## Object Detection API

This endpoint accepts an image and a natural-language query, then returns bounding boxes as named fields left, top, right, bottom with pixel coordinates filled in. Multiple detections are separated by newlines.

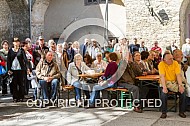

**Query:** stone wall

left=0, top=0, right=30, bottom=43
left=0, top=0, right=189, bottom=49
left=125, top=0, right=183, bottom=51
left=6, top=0, right=30, bottom=41
left=31, top=0, right=51, bottom=42
left=0, top=0, right=12, bottom=42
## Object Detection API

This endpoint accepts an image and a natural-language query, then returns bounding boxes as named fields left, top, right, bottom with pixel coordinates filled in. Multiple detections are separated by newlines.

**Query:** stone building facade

left=0, top=0, right=189, bottom=51
left=0, top=0, right=30, bottom=42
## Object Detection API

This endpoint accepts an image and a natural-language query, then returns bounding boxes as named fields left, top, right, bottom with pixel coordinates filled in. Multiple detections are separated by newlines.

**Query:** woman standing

left=7, top=38, right=29, bottom=102
left=62, top=42, right=69, bottom=69
left=0, top=40, right=9, bottom=95
left=56, top=44, right=67, bottom=87
left=21, top=41, right=33, bottom=98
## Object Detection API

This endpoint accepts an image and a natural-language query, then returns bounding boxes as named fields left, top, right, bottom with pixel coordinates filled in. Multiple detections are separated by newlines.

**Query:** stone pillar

left=31, top=0, right=51, bottom=43
left=6, top=0, right=30, bottom=41
left=0, top=0, right=12, bottom=43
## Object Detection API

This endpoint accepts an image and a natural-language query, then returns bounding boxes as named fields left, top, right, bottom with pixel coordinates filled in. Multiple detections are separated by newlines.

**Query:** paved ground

left=0, top=90, right=190, bottom=126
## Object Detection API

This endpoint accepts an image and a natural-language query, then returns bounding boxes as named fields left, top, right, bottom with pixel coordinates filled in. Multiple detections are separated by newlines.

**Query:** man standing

left=166, top=40, right=178, bottom=54
left=139, top=40, right=148, bottom=53
left=36, top=51, right=61, bottom=100
left=129, top=38, right=140, bottom=54
left=151, top=41, right=162, bottom=61
left=80, top=38, right=89, bottom=58
left=67, top=42, right=75, bottom=64
left=88, top=39, right=101, bottom=60
left=182, top=38, right=190, bottom=63
left=33, top=36, right=49, bottom=67
left=151, top=41, right=162, bottom=53
left=159, top=53, right=186, bottom=118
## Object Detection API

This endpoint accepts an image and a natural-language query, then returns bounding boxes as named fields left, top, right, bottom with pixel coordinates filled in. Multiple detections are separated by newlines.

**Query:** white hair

left=74, top=53, right=83, bottom=62
left=48, top=39, right=55, bottom=47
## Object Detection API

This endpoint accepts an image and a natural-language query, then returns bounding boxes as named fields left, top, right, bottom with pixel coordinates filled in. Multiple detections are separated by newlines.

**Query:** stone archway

left=31, top=0, right=51, bottom=41
left=6, top=0, right=30, bottom=41
left=179, top=0, right=190, bottom=46
left=61, top=18, right=125, bottom=42
left=0, top=0, right=12, bottom=42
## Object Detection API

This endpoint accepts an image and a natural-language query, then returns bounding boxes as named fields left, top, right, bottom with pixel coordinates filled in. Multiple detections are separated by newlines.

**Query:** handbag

left=166, top=81, right=183, bottom=92
left=0, top=66, right=6, bottom=75
left=98, top=77, right=114, bottom=87
left=98, top=80, right=107, bottom=86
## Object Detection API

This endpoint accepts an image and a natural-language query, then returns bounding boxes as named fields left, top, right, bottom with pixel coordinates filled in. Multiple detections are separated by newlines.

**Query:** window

left=85, top=0, right=111, bottom=5
left=100, top=0, right=111, bottom=3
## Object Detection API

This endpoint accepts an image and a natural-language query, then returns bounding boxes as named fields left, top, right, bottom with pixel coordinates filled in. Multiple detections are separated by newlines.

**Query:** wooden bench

left=62, top=85, right=75, bottom=105
left=106, top=87, right=132, bottom=108
left=167, top=91, right=177, bottom=112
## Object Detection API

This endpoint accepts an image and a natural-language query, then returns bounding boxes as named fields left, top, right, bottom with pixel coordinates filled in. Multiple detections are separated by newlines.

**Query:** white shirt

left=11, top=48, right=21, bottom=70
left=11, top=57, right=21, bottom=70
left=25, top=51, right=33, bottom=60
left=91, top=60, right=107, bottom=70
left=182, top=43, right=190, bottom=62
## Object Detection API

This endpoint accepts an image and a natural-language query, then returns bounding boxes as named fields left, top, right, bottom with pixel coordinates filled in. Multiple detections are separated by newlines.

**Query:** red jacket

left=0, top=56, right=6, bottom=66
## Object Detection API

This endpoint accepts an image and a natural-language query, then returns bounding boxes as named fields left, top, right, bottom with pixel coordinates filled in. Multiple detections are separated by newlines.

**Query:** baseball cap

left=38, top=36, right=44, bottom=40
left=13, top=37, right=20, bottom=42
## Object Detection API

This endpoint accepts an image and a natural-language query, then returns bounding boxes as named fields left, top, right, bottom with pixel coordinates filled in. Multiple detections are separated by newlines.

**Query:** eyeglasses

left=135, top=54, right=141, bottom=57
left=75, top=58, right=82, bottom=61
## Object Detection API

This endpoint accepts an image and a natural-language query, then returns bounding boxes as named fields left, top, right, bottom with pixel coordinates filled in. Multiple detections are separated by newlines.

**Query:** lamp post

left=144, top=0, right=151, bottom=6
left=104, top=0, right=109, bottom=50
left=29, top=0, right=32, bottom=39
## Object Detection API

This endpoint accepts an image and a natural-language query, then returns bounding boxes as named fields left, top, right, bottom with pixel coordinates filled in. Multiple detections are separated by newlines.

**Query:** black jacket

left=33, top=45, right=49, bottom=66
left=7, top=48, right=29, bottom=71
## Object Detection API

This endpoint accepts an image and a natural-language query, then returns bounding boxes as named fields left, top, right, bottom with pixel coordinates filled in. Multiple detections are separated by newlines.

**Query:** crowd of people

left=0, top=36, right=190, bottom=119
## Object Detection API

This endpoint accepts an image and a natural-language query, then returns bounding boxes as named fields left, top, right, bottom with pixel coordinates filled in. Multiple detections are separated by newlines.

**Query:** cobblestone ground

left=0, top=89, right=190, bottom=126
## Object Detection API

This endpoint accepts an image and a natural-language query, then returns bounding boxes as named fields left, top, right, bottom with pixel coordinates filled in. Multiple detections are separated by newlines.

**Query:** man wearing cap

left=87, top=39, right=101, bottom=60
left=67, top=42, right=75, bottom=63
left=33, top=36, right=49, bottom=67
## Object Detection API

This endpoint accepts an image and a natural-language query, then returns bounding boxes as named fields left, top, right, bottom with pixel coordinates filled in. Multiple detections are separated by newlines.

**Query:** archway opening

left=180, top=0, right=190, bottom=46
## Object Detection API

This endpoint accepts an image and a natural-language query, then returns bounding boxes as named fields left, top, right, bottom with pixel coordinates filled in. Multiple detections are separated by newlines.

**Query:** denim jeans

left=160, top=88, right=186, bottom=113
left=33, top=88, right=37, bottom=100
left=73, top=81, right=90, bottom=100
left=90, top=83, right=116, bottom=105
left=39, top=79, right=59, bottom=100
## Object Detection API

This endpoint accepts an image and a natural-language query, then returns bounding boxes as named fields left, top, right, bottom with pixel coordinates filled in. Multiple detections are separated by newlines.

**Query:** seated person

left=147, top=50, right=158, bottom=73
left=132, top=51, right=150, bottom=99
left=67, top=54, right=91, bottom=107
left=36, top=51, right=61, bottom=100
left=91, top=52, right=107, bottom=72
left=83, top=53, right=93, bottom=68
left=153, top=50, right=161, bottom=69
left=89, top=52, right=118, bottom=107
left=117, top=53, right=144, bottom=113
left=132, top=51, right=147, bottom=75
left=103, top=51, right=110, bottom=63
left=141, top=51, right=157, bottom=74
left=159, top=53, right=186, bottom=119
